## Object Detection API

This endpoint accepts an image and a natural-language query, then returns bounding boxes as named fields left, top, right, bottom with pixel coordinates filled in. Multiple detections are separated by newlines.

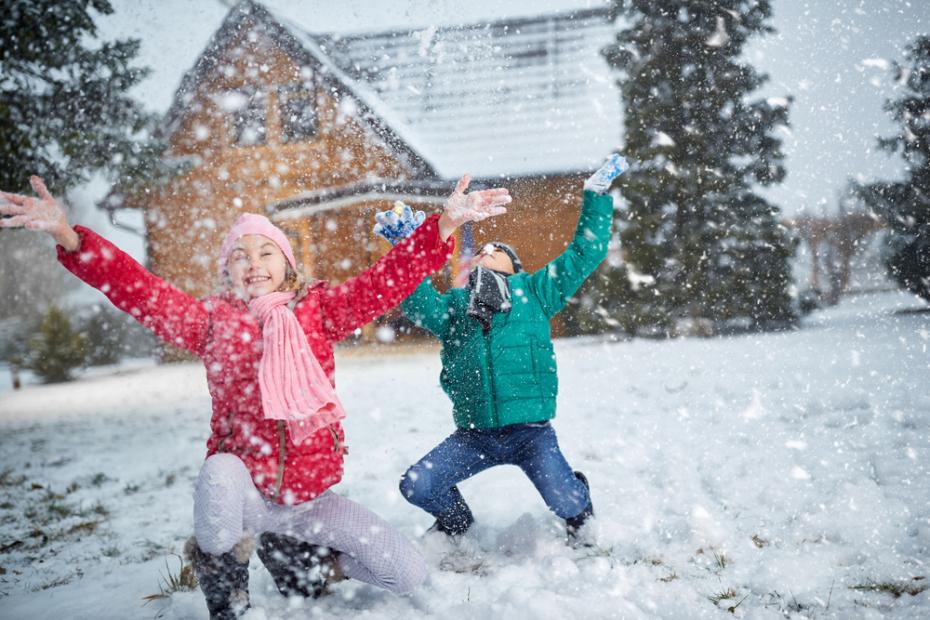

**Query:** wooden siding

left=137, top=22, right=414, bottom=299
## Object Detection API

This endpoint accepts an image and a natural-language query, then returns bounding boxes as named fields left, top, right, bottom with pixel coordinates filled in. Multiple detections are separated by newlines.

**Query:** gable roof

left=315, top=8, right=622, bottom=178
left=169, top=2, right=621, bottom=179
left=161, top=0, right=438, bottom=178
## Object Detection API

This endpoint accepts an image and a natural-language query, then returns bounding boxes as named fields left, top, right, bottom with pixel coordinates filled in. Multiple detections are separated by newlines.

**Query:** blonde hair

left=279, top=265, right=305, bottom=295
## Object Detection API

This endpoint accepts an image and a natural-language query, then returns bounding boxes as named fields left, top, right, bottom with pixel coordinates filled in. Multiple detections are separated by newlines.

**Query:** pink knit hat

left=219, top=213, right=298, bottom=274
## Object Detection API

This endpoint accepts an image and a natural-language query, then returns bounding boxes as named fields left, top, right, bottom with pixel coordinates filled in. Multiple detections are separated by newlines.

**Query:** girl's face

left=226, top=234, right=289, bottom=299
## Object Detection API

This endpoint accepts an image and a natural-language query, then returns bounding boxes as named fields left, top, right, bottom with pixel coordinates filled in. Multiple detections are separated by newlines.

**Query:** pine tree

left=602, top=0, right=796, bottom=334
left=27, top=305, right=87, bottom=383
left=0, top=0, right=173, bottom=321
left=78, top=305, right=157, bottom=366
left=0, top=0, right=168, bottom=194
left=858, top=36, right=930, bottom=302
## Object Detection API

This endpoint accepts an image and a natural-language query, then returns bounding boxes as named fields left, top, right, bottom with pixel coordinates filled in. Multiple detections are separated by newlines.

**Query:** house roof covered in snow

left=160, top=1, right=438, bottom=178
left=313, top=8, right=623, bottom=178
left=163, top=1, right=622, bottom=182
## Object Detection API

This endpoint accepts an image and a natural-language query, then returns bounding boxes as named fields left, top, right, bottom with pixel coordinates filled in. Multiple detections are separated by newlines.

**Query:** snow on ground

left=0, top=290, right=928, bottom=619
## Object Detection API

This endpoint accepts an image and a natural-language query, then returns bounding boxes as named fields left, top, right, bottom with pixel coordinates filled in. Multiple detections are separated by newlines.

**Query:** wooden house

left=102, top=0, right=622, bottom=339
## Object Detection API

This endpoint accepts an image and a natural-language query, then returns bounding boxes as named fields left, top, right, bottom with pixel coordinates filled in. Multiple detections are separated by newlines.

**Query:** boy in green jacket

left=378, top=154, right=628, bottom=543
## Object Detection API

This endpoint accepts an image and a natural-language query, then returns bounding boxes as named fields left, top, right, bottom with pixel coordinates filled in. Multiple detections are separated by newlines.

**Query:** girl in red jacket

left=0, top=174, right=510, bottom=619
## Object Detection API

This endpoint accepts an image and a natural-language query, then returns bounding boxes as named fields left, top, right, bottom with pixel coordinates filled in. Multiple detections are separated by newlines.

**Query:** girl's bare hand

left=0, top=176, right=79, bottom=251
left=438, top=174, right=511, bottom=241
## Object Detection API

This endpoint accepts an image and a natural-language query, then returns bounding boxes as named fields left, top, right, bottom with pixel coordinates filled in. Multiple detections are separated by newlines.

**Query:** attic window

left=226, top=89, right=266, bottom=147
left=279, top=86, right=316, bottom=144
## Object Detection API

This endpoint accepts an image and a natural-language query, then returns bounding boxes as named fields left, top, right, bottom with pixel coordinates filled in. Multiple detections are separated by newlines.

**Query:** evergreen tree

left=562, top=253, right=638, bottom=337
left=858, top=36, right=930, bottom=302
left=602, top=0, right=796, bottom=333
left=27, top=305, right=87, bottom=383
left=0, top=0, right=173, bottom=321
left=0, top=0, right=167, bottom=194
left=78, top=305, right=158, bottom=366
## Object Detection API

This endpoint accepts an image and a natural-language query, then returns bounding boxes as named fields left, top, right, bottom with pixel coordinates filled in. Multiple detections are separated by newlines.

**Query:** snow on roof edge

left=269, top=11, right=448, bottom=177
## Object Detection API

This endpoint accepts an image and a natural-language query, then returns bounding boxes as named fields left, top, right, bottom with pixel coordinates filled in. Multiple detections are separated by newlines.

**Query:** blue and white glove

left=373, top=201, right=427, bottom=245
left=584, top=153, right=630, bottom=195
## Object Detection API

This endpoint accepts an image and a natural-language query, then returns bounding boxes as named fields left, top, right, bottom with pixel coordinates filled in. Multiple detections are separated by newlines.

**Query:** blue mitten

left=373, top=201, right=427, bottom=245
left=584, top=153, right=630, bottom=195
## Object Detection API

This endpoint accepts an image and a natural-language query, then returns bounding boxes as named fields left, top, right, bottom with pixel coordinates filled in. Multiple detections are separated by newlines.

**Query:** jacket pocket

left=534, top=340, right=557, bottom=373
left=493, top=342, right=535, bottom=375
left=496, top=340, right=557, bottom=401
left=535, top=340, right=558, bottom=398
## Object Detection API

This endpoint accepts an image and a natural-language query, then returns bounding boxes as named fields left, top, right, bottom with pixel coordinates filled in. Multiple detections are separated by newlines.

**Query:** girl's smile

left=227, top=234, right=289, bottom=298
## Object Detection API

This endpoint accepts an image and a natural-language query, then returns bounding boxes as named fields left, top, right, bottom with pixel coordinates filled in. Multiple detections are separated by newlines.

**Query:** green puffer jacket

left=402, top=190, right=613, bottom=429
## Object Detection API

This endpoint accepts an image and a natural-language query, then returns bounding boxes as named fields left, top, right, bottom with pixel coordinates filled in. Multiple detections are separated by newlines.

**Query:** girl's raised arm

left=314, top=175, right=510, bottom=342
left=1, top=176, right=211, bottom=357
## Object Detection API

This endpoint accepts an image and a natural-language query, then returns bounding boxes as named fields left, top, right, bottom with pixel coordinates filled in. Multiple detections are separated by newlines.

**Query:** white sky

left=95, top=0, right=927, bottom=217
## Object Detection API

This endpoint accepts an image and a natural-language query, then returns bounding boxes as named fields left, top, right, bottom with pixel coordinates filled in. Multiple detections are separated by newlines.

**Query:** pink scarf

left=248, top=291, right=345, bottom=446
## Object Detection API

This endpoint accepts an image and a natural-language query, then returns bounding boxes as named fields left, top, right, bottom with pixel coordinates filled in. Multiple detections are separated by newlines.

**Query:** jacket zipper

left=484, top=329, right=499, bottom=427
left=216, top=410, right=237, bottom=452
left=329, top=425, right=341, bottom=453
left=272, top=421, right=286, bottom=500
left=250, top=422, right=340, bottom=502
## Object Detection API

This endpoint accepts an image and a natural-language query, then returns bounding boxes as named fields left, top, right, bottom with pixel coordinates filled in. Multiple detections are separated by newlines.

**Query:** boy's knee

left=399, top=466, right=431, bottom=506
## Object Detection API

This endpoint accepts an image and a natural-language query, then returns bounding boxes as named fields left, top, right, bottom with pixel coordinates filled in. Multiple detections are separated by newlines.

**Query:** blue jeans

left=399, top=422, right=590, bottom=522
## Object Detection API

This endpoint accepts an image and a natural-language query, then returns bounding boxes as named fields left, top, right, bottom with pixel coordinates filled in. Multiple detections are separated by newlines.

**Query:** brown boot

left=184, top=535, right=253, bottom=620
left=257, top=532, right=346, bottom=598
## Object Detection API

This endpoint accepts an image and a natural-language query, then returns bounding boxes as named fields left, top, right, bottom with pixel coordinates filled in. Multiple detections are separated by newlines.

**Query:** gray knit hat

left=490, top=242, right=523, bottom=273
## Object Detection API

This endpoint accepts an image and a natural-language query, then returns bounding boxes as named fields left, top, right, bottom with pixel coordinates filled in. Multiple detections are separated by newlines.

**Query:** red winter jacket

left=58, top=215, right=453, bottom=505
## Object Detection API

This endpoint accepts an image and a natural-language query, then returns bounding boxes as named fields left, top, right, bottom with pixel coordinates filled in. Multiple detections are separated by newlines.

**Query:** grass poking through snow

left=142, top=555, right=198, bottom=604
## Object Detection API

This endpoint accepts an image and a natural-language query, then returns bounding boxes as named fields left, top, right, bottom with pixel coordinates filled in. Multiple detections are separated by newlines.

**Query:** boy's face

left=226, top=234, right=289, bottom=299
left=475, top=243, right=515, bottom=274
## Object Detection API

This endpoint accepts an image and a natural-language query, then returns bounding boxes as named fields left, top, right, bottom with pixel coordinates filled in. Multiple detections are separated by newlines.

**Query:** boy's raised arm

left=528, top=154, right=629, bottom=318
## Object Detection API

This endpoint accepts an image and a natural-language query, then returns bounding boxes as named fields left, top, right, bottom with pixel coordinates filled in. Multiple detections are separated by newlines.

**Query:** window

left=279, top=86, right=317, bottom=144
left=226, top=89, right=266, bottom=147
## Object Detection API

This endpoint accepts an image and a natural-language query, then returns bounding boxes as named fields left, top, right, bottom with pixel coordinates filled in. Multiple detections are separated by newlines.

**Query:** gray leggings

left=193, top=453, right=427, bottom=594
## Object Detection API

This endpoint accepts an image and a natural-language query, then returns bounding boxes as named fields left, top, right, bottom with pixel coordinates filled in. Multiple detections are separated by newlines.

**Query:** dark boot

left=565, top=471, right=594, bottom=543
left=428, top=487, right=474, bottom=537
left=257, top=532, right=345, bottom=599
left=184, top=535, right=253, bottom=620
